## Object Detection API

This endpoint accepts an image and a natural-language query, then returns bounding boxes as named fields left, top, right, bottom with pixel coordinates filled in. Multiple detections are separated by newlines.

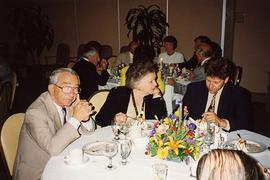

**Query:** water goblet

left=204, top=122, right=215, bottom=151
left=119, top=122, right=130, bottom=139
left=104, top=142, right=118, bottom=170
left=119, top=139, right=132, bottom=165
left=111, top=123, right=120, bottom=141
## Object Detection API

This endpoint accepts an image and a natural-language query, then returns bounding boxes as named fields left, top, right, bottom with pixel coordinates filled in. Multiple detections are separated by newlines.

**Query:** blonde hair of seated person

left=196, top=149, right=264, bottom=180
left=120, top=66, right=164, bottom=93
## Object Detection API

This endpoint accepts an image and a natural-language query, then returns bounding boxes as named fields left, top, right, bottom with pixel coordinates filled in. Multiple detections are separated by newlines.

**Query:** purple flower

left=170, top=114, right=177, bottom=121
left=187, top=123, right=197, bottom=131
left=150, top=129, right=156, bottom=136
left=163, top=137, right=168, bottom=142
left=186, top=139, right=195, bottom=144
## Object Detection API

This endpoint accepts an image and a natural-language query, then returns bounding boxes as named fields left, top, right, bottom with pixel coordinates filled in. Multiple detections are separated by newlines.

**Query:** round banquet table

left=42, top=127, right=270, bottom=180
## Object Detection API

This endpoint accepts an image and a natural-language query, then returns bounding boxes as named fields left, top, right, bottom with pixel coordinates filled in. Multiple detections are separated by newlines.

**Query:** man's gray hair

left=83, top=47, right=98, bottom=58
left=49, top=68, right=80, bottom=84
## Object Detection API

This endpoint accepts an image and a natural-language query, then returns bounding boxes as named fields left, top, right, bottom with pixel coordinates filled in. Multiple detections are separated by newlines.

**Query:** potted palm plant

left=125, top=4, right=169, bottom=56
left=8, top=3, right=54, bottom=65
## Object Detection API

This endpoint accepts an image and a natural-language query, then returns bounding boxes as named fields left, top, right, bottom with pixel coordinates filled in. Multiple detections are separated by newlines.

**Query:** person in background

left=13, top=68, right=95, bottom=180
left=158, top=35, right=185, bottom=65
left=182, top=35, right=211, bottom=70
left=191, top=42, right=213, bottom=82
left=183, top=58, right=251, bottom=131
left=96, top=60, right=167, bottom=127
left=72, top=45, right=110, bottom=99
left=196, top=149, right=265, bottom=180
left=210, top=41, right=223, bottom=59
left=115, top=39, right=139, bottom=66
left=119, top=45, right=165, bottom=93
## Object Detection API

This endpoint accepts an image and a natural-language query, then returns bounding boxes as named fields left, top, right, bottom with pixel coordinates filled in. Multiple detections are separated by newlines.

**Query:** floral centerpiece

left=145, top=113, right=204, bottom=163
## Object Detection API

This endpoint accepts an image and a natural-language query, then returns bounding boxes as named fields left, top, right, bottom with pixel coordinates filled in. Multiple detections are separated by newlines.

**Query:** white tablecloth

left=42, top=128, right=270, bottom=180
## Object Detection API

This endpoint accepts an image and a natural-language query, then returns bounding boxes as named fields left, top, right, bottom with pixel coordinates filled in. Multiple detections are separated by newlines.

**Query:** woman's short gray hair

left=49, top=68, right=80, bottom=85
left=126, top=61, right=158, bottom=89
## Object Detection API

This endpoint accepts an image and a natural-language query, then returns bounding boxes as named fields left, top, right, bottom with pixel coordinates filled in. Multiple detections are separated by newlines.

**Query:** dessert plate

left=225, top=139, right=266, bottom=153
left=83, top=141, right=111, bottom=156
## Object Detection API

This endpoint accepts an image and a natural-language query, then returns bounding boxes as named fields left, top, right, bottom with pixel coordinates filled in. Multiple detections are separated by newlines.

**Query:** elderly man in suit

left=72, top=46, right=110, bottom=99
left=191, top=42, right=213, bottom=82
left=183, top=59, right=251, bottom=131
left=13, top=68, right=95, bottom=180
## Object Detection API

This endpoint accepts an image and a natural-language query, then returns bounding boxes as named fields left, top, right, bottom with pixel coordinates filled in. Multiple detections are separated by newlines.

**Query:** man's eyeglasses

left=53, top=84, right=81, bottom=94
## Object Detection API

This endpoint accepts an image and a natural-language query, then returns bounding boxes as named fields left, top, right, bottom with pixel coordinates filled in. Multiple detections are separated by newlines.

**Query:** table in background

left=42, top=128, right=270, bottom=180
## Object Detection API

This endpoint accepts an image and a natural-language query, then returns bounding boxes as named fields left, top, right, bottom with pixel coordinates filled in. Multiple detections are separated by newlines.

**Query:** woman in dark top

left=96, top=60, right=167, bottom=127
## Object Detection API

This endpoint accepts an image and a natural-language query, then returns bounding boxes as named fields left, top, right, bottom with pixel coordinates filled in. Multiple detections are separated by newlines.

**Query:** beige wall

left=234, top=0, right=270, bottom=93
left=1, top=0, right=269, bottom=93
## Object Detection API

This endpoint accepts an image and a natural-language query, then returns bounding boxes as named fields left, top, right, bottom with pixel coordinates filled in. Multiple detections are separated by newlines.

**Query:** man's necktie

left=62, top=108, right=67, bottom=125
left=207, top=93, right=216, bottom=113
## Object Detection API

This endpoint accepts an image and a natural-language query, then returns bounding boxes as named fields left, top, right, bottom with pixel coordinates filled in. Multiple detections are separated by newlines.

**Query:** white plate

left=225, top=139, right=267, bottom=153
left=64, top=156, right=89, bottom=166
left=83, top=141, right=111, bottom=156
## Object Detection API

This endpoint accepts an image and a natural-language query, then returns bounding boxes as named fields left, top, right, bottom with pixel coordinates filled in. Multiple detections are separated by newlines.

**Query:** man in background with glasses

left=13, top=68, right=95, bottom=180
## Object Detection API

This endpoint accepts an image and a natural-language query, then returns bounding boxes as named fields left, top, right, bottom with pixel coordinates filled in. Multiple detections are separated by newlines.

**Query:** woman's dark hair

left=205, top=58, right=235, bottom=80
left=163, top=35, right=178, bottom=49
left=126, top=60, right=158, bottom=89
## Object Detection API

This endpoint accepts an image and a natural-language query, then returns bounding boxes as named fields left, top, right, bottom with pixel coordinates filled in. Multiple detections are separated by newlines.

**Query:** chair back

left=88, top=90, right=109, bottom=121
left=0, top=82, right=12, bottom=123
left=107, top=56, right=117, bottom=69
left=233, top=66, right=243, bottom=86
left=0, top=113, right=25, bottom=176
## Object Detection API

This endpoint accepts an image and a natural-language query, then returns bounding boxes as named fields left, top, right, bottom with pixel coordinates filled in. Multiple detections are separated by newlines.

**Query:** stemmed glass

left=119, top=122, right=131, bottom=139
left=204, top=121, right=215, bottom=151
left=111, top=123, right=120, bottom=141
left=104, top=142, right=118, bottom=170
left=120, top=139, right=132, bottom=165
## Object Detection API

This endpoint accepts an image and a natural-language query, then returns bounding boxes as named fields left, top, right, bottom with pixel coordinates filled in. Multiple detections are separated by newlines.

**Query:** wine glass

left=119, top=122, right=130, bottom=139
left=111, top=123, right=120, bottom=141
left=120, top=139, right=132, bottom=165
left=204, top=122, right=215, bottom=151
left=104, top=142, right=118, bottom=170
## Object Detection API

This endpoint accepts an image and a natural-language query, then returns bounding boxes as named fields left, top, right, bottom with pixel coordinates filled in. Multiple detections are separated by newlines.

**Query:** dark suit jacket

left=96, top=86, right=167, bottom=127
left=183, top=81, right=252, bottom=131
left=72, top=58, right=110, bottom=99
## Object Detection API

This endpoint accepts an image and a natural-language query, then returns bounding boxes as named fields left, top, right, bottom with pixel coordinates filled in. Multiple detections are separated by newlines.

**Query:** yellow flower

left=157, top=147, right=169, bottom=159
left=163, top=117, right=173, bottom=126
left=155, top=139, right=163, bottom=148
left=165, top=136, right=185, bottom=155
left=194, top=146, right=200, bottom=159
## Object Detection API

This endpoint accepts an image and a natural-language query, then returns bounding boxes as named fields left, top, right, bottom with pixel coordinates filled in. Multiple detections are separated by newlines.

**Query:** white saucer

left=64, top=156, right=89, bottom=166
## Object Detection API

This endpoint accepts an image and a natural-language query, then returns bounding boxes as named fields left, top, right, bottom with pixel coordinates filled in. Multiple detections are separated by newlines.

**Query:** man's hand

left=113, top=112, right=127, bottom=124
left=97, top=59, right=108, bottom=71
left=71, top=95, right=96, bottom=122
left=202, top=112, right=227, bottom=128
left=167, top=77, right=175, bottom=86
